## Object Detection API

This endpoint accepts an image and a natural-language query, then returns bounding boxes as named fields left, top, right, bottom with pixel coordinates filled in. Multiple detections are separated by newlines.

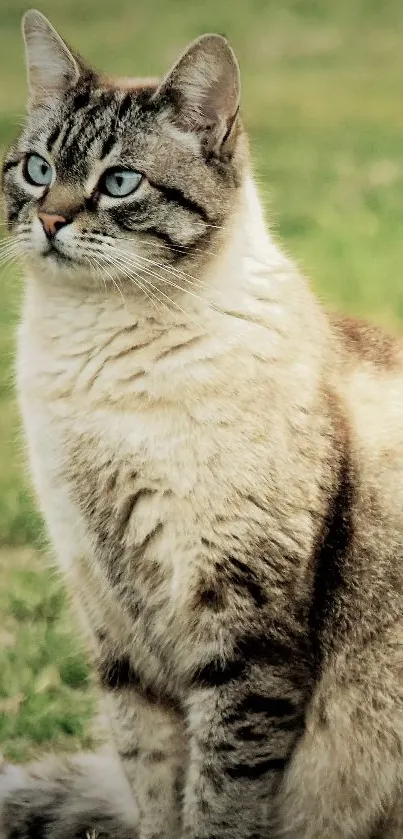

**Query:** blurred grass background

left=1, top=0, right=403, bottom=759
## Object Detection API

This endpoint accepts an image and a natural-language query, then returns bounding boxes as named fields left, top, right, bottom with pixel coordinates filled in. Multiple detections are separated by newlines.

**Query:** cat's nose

left=38, top=212, right=69, bottom=239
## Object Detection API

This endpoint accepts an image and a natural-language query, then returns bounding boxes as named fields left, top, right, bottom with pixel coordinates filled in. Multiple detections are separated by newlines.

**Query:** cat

left=1, top=8, right=403, bottom=839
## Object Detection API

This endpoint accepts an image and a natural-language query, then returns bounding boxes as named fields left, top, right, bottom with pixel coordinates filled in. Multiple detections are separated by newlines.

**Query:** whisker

left=113, top=250, right=227, bottom=318
left=102, top=250, right=182, bottom=319
left=127, top=274, right=170, bottom=317
left=149, top=240, right=223, bottom=260
left=133, top=274, right=206, bottom=331
left=101, top=252, right=171, bottom=317
left=0, top=244, right=25, bottom=268
left=85, top=253, right=108, bottom=295
left=103, top=264, right=127, bottom=307
left=127, top=252, right=209, bottom=294
left=101, top=246, right=202, bottom=295
left=105, top=243, right=228, bottom=315
left=82, top=230, right=223, bottom=265
left=96, top=247, right=213, bottom=329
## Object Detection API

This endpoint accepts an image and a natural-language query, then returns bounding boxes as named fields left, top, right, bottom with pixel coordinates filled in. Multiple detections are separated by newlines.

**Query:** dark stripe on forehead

left=100, top=93, right=134, bottom=158
left=117, top=92, right=133, bottom=122
left=100, top=133, right=118, bottom=160
left=56, top=114, right=78, bottom=155
left=58, top=96, right=114, bottom=161
left=59, top=122, right=111, bottom=171
left=68, top=103, right=100, bottom=141
left=149, top=177, right=215, bottom=225
left=46, top=125, right=61, bottom=152
left=79, top=127, right=104, bottom=158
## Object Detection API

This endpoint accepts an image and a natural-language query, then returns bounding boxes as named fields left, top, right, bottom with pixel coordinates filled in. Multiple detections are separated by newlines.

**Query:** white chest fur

left=17, top=252, right=323, bottom=694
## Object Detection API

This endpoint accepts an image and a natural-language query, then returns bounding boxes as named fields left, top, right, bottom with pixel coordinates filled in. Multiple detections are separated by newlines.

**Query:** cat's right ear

left=22, top=10, right=82, bottom=109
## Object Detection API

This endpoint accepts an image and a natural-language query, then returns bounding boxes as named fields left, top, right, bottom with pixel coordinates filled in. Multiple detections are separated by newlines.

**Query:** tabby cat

left=1, top=9, right=403, bottom=839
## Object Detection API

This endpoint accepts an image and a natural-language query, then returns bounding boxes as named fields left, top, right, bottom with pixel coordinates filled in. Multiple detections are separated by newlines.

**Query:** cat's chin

left=25, top=250, right=101, bottom=289
left=44, top=249, right=75, bottom=266
left=41, top=243, right=87, bottom=267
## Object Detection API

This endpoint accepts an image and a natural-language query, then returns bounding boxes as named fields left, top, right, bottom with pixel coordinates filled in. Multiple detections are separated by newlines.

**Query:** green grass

left=2, top=0, right=403, bottom=758
left=0, top=548, right=95, bottom=761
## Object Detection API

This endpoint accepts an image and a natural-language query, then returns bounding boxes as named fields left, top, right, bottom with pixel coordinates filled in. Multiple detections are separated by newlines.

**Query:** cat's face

left=2, top=10, right=243, bottom=288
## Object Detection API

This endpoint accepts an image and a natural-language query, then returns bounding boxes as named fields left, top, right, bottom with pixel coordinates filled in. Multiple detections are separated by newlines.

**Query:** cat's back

left=330, top=312, right=403, bottom=511
left=331, top=313, right=403, bottom=371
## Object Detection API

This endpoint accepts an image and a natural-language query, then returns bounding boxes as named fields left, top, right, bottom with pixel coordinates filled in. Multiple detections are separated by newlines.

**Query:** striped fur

left=2, top=14, right=243, bottom=272
left=2, top=9, right=403, bottom=839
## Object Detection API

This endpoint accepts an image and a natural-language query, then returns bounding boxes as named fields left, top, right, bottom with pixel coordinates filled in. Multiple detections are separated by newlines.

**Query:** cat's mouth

left=42, top=242, right=77, bottom=265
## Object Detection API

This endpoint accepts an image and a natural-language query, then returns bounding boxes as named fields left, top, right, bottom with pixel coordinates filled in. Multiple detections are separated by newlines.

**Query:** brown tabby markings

left=331, top=313, right=403, bottom=368
left=2, top=8, right=403, bottom=839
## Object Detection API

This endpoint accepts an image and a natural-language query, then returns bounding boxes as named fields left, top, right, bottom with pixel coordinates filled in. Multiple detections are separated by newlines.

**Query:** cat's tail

left=0, top=752, right=138, bottom=839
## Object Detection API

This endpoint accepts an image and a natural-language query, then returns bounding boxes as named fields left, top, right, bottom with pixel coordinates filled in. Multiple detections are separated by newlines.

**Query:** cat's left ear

left=22, top=10, right=83, bottom=109
left=154, top=34, right=241, bottom=156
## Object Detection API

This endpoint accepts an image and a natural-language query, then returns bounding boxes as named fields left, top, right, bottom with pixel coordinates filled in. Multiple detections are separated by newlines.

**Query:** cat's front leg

left=181, top=658, right=307, bottom=839
left=99, top=655, right=186, bottom=839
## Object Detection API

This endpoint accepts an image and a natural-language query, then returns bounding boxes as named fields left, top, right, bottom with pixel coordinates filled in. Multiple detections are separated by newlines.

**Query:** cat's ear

left=154, top=34, right=241, bottom=155
left=22, top=10, right=82, bottom=109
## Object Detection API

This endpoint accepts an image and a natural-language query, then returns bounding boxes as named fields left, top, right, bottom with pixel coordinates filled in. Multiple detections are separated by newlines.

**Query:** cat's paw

left=0, top=756, right=138, bottom=839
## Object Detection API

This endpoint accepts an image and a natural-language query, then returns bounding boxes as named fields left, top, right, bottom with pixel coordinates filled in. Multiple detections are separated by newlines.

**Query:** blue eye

left=24, top=153, right=52, bottom=187
left=101, top=168, right=142, bottom=198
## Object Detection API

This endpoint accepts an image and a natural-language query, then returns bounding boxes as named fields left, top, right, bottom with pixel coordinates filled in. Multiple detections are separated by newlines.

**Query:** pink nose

left=38, top=212, right=68, bottom=238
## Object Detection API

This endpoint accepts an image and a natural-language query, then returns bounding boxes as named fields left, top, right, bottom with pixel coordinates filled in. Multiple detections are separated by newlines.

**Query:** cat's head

left=1, top=10, right=245, bottom=289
